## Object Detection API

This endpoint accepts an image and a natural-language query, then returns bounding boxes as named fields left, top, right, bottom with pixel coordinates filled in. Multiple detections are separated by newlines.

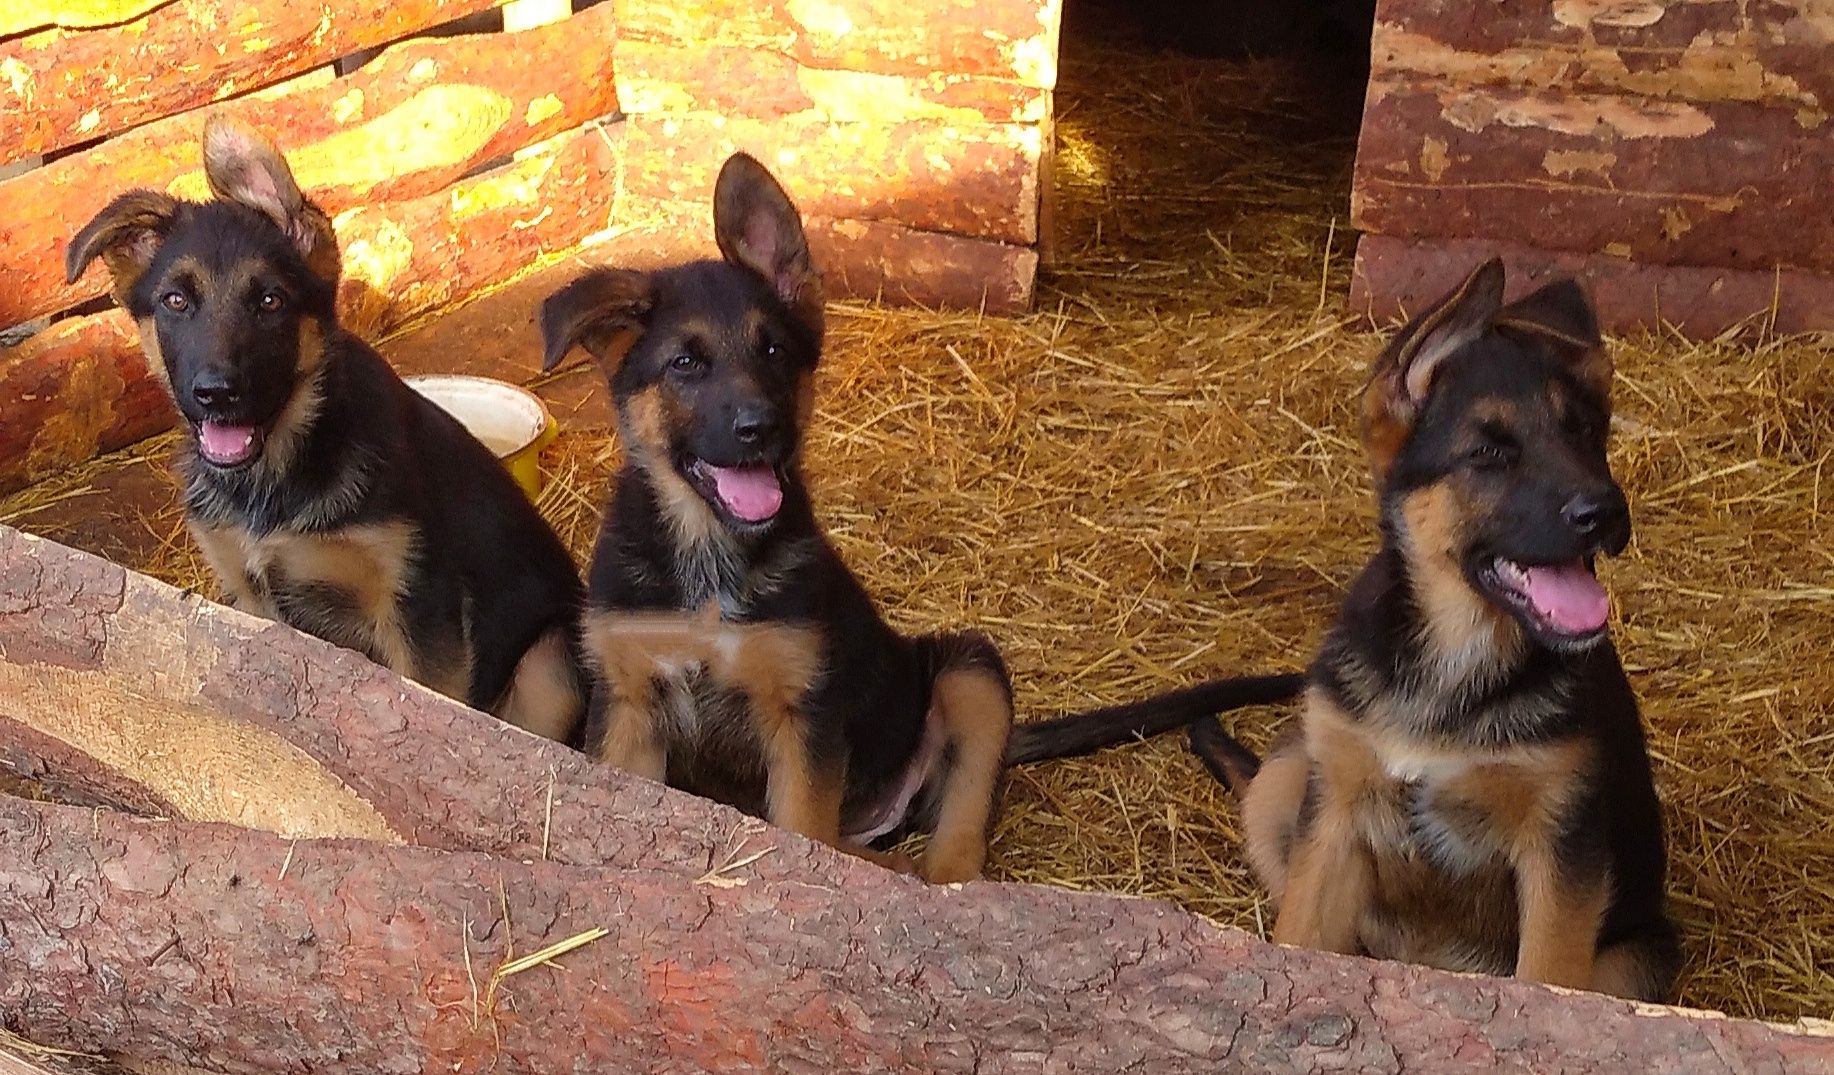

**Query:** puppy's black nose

left=1564, top=490, right=1631, bottom=553
left=732, top=406, right=781, bottom=446
left=191, top=373, right=242, bottom=410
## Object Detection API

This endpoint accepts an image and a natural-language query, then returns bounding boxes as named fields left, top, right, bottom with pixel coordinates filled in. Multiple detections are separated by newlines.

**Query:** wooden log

left=4, top=3, right=621, bottom=328
left=613, top=40, right=1049, bottom=123
left=1350, top=78, right=1834, bottom=275
left=1368, top=0, right=1834, bottom=111
left=0, top=122, right=623, bottom=495
left=624, top=114, right=1042, bottom=244
left=0, top=0, right=512, bottom=166
left=0, top=524, right=866, bottom=884
left=1349, top=233, right=1834, bottom=339
left=0, top=316, right=167, bottom=497
left=4, top=795, right=1834, bottom=1072
left=612, top=0, right=1063, bottom=87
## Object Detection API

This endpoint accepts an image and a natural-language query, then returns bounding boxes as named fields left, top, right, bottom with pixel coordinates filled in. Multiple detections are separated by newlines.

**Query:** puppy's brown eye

left=161, top=291, right=190, bottom=313
left=258, top=292, right=285, bottom=313
left=669, top=353, right=703, bottom=374
left=762, top=341, right=783, bottom=361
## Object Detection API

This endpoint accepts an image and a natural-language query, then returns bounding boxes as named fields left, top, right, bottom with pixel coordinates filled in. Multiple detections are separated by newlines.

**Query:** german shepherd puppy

left=65, top=117, right=585, bottom=739
left=1186, top=260, right=1680, bottom=1001
left=541, top=153, right=1020, bottom=882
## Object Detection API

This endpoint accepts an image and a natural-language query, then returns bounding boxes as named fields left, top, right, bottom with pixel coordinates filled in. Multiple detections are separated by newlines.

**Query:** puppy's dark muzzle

left=1562, top=488, right=1631, bottom=556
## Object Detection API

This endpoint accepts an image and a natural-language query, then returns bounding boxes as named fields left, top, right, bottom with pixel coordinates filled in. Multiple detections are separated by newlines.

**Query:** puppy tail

left=1187, top=715, right=1262, bottom=799
left=1003, top=672, right=1303, bottom=766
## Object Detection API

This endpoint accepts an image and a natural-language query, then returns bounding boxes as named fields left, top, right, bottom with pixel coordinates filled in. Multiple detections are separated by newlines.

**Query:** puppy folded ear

left=201, top=116, right=340, bottom=284
left=712, top=152, right=824, bottom=339
left=65, top=190, right=181, bottom=303
left=539, top=269, right=653, bottom=373
left=1360, top=257, right=1506, bottom=481
left=1497, top=276, right=1612, bottom=404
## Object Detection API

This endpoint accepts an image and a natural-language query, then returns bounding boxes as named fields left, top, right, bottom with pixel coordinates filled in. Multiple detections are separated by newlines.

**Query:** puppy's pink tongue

left=1520, top=560, right=1610, bottom=634
left=198, top=421, right=258, bottom=466
left=707, top=463, right=783, bottom=522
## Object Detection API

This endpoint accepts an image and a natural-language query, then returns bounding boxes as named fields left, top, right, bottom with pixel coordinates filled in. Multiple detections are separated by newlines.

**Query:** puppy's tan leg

left=1513, top=849, right=1607, bottom=991
left=1238, top=737, right=1309, bottom=902
left=583, top=611, right=718, bottom=782
left=1272, top=700, right=1375, bottom=953
left=915, top=665, right=1012, bottom=884
left=494, top=625, right=585, bottom=742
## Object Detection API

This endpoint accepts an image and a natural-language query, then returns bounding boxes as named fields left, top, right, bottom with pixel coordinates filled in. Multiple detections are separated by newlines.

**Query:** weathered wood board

left=3, top=3, right=621, bottom=327
left=1348, top=0, right=1834, bottom=336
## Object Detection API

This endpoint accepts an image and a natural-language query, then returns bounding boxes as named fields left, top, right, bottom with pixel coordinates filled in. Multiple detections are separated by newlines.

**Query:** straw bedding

left=5, top=33, right=1832, bottom=1022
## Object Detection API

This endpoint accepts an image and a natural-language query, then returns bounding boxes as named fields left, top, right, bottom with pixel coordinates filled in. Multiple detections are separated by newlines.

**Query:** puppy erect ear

left=712, top=152, right=824, bottom=339
left=66, top=191, right=181, bottom=303
left=1360, top=257, right=1506, bottom=481
left=201, top=116, right=340, bottom=284
left=540, top=269, right=654, bottom=373
left=1497, top=276, right=1612, bottom=405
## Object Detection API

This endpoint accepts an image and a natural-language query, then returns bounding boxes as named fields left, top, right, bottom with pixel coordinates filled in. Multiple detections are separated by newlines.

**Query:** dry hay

left=5, top=37, right=1833, bottom=1022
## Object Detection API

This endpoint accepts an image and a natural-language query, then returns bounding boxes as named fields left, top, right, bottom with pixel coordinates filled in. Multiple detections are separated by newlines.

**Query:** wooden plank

left=612, top=0, right=1063, bottom=87
left=1368, top=0, right=1834, bottom=112
left=0, top=0, right=507, bottom=164
left=1350, top=78, right=1834, bottom=275
left=5, top=3, right=619, bottom=328
left=624, top=114, right=1042, bottom=244
left=4, top=793, right=1834, bottom=1072
left=613, top=40, right=1049, bottom=123
left=0, top=123, right=622, bottom=496
left=1349, top=233, right=1834, bottom=339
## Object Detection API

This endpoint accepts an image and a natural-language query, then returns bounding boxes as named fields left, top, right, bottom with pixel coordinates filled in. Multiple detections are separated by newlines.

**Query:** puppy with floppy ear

left=67, top=116, right=588, bottom=740
left=1188, top=259, right=1681, bottom=1002
left=542, top=152, right=1014, bottom=883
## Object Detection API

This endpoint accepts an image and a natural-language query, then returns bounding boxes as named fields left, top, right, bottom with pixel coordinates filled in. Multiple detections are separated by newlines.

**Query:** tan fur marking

left=795, top=371, right=817, bottom=431
left=188, top=519, right=425, bottom=687
left=1272, top=693, right=1379, bottom=953
left=581, top=608, right=720, bottom=781
left=1513, top=845, right=1608, bottom=990
left=1399, top=485, right=1522, bottom=677
left=494, top=625, right=583, bottom=741
left=1239, top=730, right=1309, bottom=901
left=914, top=667, right=1012, bottom=883
left=719, top=624, right=835, bottom=841
left=133, top=315, right=175, bottom=396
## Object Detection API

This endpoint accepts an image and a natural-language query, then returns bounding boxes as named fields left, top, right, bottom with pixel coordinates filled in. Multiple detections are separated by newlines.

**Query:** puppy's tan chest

left=1309, top=705, right=1588, bottom=869
left=189, top=520, right=423, bottom=668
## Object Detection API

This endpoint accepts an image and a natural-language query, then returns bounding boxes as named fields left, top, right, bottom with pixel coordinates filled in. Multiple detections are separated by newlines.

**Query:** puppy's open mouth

left=193, top=419, right=266, bottom=469
left=684, top=457, right=783, bottom=524
left=1479, top=555, right=1610, bottom=641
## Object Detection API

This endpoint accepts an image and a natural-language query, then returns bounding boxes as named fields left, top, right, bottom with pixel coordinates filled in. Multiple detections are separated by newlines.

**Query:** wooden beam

left=613, top=40, right=1050, bottom=124
left=5, top=3, right=620, bottom=328
left=0, top=0, right=512, bottom=165
left=623, top=114, right=1042, bottom=245
left=612, top=0, right=1063, bottom=87
left=2, top=791, right=1832, bottom=1072
left=1349, top=233, right=1834, bottom=338
left=1350, top=78, right=1834, bottom=276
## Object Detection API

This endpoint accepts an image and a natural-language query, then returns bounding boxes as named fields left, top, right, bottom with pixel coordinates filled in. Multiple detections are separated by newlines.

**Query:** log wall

left=0, top=0, right=1060, bottom=495
left=1349, top=0, right=1834, bottom=336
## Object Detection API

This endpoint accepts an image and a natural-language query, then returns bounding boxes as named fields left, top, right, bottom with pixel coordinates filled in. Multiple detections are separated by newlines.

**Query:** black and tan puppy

left=66, top=117, right=585, bottom=739
left=1185, top=260, right=1680, bottom=1000
left=541, top=153, right=1017, bottom=882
